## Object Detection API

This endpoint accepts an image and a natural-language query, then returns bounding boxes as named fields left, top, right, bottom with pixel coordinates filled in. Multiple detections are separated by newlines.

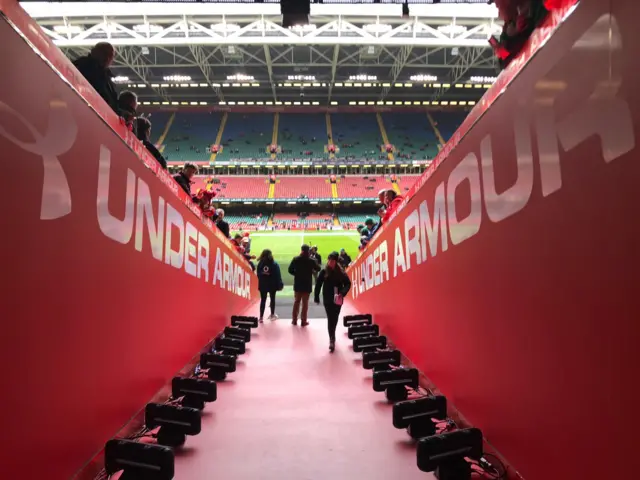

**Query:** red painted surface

left=0, top=13, right=257, bottom=480
left=347, top=1, right=640, bottom=479
left=174, top=319, right=434, bottom=480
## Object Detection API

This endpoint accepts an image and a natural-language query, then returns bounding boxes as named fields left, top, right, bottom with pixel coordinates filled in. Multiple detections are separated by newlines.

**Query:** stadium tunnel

left=0, top=0, right=638, bottom=479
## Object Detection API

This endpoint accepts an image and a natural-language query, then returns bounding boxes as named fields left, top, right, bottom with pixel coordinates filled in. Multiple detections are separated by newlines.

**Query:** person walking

left=288, top=244, right=320, bottom=326
left=314, top=251, right=352, bottom=352
left=338, top=248, right=352, bottom=268
left=256, top=249, right=283, bottom=322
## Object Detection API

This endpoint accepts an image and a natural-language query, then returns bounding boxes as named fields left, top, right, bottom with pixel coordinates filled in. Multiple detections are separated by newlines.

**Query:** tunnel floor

left=173, top=317, right=432, bottom=479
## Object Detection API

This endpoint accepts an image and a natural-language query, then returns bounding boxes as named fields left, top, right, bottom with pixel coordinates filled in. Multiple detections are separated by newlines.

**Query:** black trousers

left=259, top=290, right=276, bottom=318
left=324, top=303, right=342, bottom=342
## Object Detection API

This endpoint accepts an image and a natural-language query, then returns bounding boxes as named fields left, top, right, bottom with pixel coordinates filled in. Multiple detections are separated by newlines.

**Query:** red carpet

left=174, top=318, right=433, bottom=479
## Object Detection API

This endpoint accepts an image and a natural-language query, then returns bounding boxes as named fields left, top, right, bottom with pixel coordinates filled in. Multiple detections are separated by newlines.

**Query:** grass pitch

left=234, top=230, right=360, bottom=297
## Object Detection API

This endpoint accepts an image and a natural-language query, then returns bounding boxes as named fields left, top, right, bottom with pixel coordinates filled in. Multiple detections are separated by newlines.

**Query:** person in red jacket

left=382, top=190, right=403, bottom=224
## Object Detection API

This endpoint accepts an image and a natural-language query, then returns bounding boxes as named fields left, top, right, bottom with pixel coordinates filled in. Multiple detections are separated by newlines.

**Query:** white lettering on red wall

left=97, top=145, right=250, bottom=299
left=350, top=15, right=635, bottom=300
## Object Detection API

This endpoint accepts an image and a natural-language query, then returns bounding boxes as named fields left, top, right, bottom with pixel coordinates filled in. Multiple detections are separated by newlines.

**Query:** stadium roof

left=23, top=1, right=501, bottom=105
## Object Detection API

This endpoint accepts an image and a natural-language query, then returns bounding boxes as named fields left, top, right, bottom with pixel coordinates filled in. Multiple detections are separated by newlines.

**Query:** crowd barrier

left=0, top=2, right=258, bottom=478
left=347, top=0, right=639, bottom=479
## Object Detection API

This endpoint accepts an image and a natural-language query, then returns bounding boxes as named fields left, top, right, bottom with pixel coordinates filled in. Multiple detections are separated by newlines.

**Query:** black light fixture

left=393, top=395, right=448, bottom=439
left=231, top=315, right=259, bottom=328
left=417, top=428, right=484, bottom=480
left=353, top=335, right=387, bottom=353
left=172, top=377, right=217, bottom=410
left=343, top=313, right=373, bottom=327
left=372, top=367, right=419, bottom=402
left=200, top=351, right=237, bottom=381
left=104, top=439, right=174, bottom=480
left=145, top=403, right=202, bottom=447
left=224, top=325, right=251, bottom=343
left=348, top=324, right=379, bottom=339
left=363, top=349, right=402, bottom=371
left=281, top=0, right=310, bottom=29
left=214, top=334, right=246, bottom=355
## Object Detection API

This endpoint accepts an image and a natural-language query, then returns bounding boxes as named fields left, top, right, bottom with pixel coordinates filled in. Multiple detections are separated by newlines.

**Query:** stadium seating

left=431, top=111, right=468, bottom=141
left=225, top=214, right=268, bottom=231
left=216, top=113, right=273, bottom=160
left=338, top=213, right=375, bottom=226
left=191, top=175, right=270, bottom=199
left=163, top=112, right=222, bottom=163
left=272, top=212, right=332, bottom=228
left=144, top=111, right=468, bottom=162
left=395, top=174, right=420, bottom=194
left=279, top=113, right=327, bottom=160
left=148, top=111, right=172, bottom=146
left=336, top=175, right=391, bottom=199
left=274, top=176, right=332, bottom=199
left=330, top=113, right=383, bottom=160
left=382, top=112, right=439, bottom=160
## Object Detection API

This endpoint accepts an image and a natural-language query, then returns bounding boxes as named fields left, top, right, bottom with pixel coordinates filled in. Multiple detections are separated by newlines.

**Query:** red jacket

left=382, top=196, right=403, bottom=224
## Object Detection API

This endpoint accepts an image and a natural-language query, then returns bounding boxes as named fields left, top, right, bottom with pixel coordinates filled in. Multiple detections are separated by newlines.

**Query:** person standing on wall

left=135, top=116, right=167, bottom=169
left=314, top=251, right=352, bottom=353
left=288, top=244, right=320, bottom=326
left=257, top=249, right=283, bottom=323
left=215, top=208, right=230, bottom=238
left=338, top=248, right=352, bottom=268
left=72, top=42, right=118, bottom=114
left=173, top=163, right=198, bottom=195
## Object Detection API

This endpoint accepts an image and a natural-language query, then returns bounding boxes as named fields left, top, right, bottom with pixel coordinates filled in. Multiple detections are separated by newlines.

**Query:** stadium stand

left=395, top=174, right=421, bottom=193
left=330, top=113, right=383, bottom=160
left=148, top=111, right=172, bottom=146
left=163, top=112, right=222, bottom=163
left=383, top=112, right=440, bottom=160
left=431, top=111, right=469, bottom=141
left=225, top=214, right=268, bottom=231
left=272, top=212, right=333, bottom=229
left=274, top=176, right=332, bottom=199
left=192, top=175, right=270, bottom=198
left=336, top=175, right=391, bottom=198
left=337, top=213, right=375, bottom=225
left=216, top=112, right=273, bottom=160
left=279, top=113, right=327, bottom=159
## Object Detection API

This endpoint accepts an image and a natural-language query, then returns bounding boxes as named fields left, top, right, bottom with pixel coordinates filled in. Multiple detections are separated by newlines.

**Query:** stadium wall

left=346, top=1, right=640, bottom=479
left=0, top=3, right=258, bottom=478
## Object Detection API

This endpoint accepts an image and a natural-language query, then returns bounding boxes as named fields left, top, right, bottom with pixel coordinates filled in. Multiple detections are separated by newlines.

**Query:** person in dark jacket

left=309, top=245, right=322, bottom=284
left=314, top=251, right=352, bottom=352
left=338, top=249, right=352, bottom=268
left=118, top=90, right=138, bottom=134
left=288, top=244, right=320, bottom=326
left=173, top=163, right=198, bottom=195
left=72, top=42, right=118, bottom=114
left=215, top=208, right=230, bottom=238
left=256, top=249, right=283, bottom=322
left=310, top=246, right=322, bottom=267
left=135, top=116, right=167, bottom=169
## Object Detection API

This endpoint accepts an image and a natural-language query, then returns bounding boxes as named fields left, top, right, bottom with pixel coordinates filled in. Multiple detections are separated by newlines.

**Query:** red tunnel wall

left=347, top=1, right=640, bottom=479
left=0, top=3, right=258, bottom=479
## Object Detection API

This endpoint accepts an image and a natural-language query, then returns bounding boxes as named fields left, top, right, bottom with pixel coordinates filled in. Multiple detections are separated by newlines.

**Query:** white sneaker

left=269, top=314, right=279, bottom=320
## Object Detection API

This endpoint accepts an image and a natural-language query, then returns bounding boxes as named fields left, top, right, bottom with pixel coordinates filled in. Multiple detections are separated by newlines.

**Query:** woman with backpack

left=257, top=249, right=283, bottom=323
left=314, top=251, right=352, bottom=352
